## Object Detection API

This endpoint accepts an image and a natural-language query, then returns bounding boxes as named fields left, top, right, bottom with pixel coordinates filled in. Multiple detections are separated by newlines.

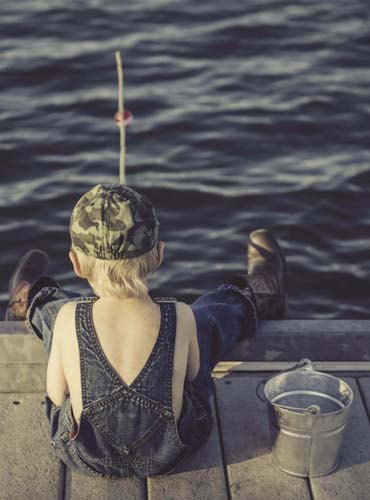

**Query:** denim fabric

left=190, top=281, right=258, bottom=400
left=25, top=276, right=81, bottom=353
left=25, top=277, right=258, bottom=477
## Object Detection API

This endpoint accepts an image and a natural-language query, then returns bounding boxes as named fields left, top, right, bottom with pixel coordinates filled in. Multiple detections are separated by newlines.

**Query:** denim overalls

left=26, top=276, right=257, bottom=477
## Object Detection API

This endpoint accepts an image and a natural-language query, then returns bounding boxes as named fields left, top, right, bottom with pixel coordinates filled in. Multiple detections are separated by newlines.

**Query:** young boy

left=5, top=183, right=287, bottom=478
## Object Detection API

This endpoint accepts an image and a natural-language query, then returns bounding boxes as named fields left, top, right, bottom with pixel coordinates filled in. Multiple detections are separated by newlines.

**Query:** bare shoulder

left=55, top=300, right=76, bottom=326
left=53, top=300, right=77, bottom=344
left=176, top=302, right=200, bottom=381
left=175, top=301, right=196, bottom=326
left=175, top=301, right=197, bottom=341
left=175, top=301, right=194, bottom=315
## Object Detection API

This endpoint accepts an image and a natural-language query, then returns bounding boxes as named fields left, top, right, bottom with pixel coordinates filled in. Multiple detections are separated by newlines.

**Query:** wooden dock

left=1, top=320, right=370, bottom=500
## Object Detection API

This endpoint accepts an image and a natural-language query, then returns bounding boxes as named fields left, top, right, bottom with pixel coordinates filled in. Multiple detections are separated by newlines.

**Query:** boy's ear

left=69, top=248, right=85, bottom=278
left=157, top=241, right=164, bottom=268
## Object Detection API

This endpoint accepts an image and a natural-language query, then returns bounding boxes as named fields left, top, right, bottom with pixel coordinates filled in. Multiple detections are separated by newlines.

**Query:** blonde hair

left=73, top=244, right=160, bottom=298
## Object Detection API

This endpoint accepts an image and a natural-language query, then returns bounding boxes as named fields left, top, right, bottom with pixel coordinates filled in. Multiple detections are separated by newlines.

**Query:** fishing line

left=114, top=51, right=133, bottom=185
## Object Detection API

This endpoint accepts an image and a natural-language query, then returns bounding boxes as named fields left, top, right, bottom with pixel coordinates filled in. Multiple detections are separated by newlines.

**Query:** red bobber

left=114, top=110, right=133, bottom=127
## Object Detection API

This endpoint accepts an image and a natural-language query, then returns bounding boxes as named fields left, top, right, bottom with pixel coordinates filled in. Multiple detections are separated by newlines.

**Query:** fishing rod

left=114, top=51, right=133, bottom=184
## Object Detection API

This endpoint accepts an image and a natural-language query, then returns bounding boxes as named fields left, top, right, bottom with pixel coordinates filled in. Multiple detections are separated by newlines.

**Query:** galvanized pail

left=257, top=359, right=353, bottom=477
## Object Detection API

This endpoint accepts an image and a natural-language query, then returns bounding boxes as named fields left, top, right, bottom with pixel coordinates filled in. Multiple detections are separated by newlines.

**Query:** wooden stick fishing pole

left=115, top=50, right=126, bottom=184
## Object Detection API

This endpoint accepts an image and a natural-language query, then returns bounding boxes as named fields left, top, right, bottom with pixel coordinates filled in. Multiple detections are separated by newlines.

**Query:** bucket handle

left=255, top=358, right=316, bottom=407
left=256, top=378, right=322, bottom=415
left=256, top=379, right=270, bottom=404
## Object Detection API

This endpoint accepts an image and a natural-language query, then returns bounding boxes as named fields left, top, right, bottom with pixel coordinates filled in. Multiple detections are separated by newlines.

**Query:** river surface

left=1, top=0, right=370, bottom=318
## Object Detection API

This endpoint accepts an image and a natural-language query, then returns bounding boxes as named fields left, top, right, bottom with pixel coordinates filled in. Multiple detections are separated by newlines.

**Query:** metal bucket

left=257, top=359, right=353, bottom=477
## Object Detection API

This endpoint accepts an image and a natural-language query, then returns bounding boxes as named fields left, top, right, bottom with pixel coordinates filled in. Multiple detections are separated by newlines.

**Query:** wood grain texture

left=310, top=378, right=370, bottom=500
left=68, top=470, right=146, bottom=500
left=214, top=374, right=311, bottom=500
left=0, top=393, right=63, bottom=500
left=148, top=395, right=228, bottom=500
left=358, top=377, right=370, bottom=417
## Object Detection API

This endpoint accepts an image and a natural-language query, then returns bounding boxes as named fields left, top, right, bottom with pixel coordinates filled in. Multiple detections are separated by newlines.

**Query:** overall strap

left=74, top=299, right=124, bottom=408
left=157, top=299, right=178, bottom=409
left=154, top=297, right=177, bottom=303
left=132, top=298, right=178, bottom=409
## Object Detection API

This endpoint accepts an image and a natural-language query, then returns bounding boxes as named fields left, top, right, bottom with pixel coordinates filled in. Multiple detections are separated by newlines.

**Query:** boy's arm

left=181, top=303, right=200, bottom=382
left=46, top=305, right=69, bottom=406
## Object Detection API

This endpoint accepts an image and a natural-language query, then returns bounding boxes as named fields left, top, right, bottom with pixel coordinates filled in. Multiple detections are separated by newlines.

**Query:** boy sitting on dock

left=5, top=183, right=287, bottom=477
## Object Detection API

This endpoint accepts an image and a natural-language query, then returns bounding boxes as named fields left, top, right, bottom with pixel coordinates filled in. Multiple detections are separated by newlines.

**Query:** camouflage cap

left=69, top=184, right=159, bottom=259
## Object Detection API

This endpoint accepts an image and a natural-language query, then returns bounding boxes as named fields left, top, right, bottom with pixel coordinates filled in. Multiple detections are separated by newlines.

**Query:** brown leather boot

left=5, top=249, right=50, bottom=320
left=247, top=229, right=287, bottom=319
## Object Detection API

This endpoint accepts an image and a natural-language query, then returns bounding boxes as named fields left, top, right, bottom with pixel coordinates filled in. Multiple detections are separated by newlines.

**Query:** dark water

left=1, top=0, right=370, bottom=318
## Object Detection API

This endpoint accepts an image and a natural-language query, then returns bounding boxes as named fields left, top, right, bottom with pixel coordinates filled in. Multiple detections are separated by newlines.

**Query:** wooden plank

left=0, top=333, right=47, bottom=363
left=2, top=319, right=370, bottom=366
left=0, top=393, right=63, bottom=500
left=0, top=322, right=28, bottom=335
left=358, top=377, right=370, bottom=416
left=148, top=396, right=228, bottom=500
left=225, top=320, right=370, bottom=362
left=214, top=375, right=311, bottom=500
left=258, top=320, right=370, bottom=336
left=68, top=470, right=146, bottom=500
left=310, top=378, right=370, bottom=500
left=1, top=320, right=369, bottom=337
left=0, top=363, right=46, bottom=392
left=214, top=361, right=370, bottom=372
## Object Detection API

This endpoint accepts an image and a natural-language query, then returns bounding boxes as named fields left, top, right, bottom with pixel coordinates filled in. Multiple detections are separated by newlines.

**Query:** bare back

left=47, top=296, right=200, bottom=425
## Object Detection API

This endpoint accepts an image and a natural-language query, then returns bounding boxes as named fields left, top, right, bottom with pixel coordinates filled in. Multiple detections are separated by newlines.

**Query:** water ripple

left=1, top=0, right=370, bottom=318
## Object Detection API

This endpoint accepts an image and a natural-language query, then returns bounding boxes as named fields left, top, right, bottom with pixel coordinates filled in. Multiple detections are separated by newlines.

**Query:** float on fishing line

left=114, top=110, right=133, bottom=127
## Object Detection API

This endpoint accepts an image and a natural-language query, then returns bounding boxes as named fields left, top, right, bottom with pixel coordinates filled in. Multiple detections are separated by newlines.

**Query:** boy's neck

left=95, top=292, right=154, bottom=306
